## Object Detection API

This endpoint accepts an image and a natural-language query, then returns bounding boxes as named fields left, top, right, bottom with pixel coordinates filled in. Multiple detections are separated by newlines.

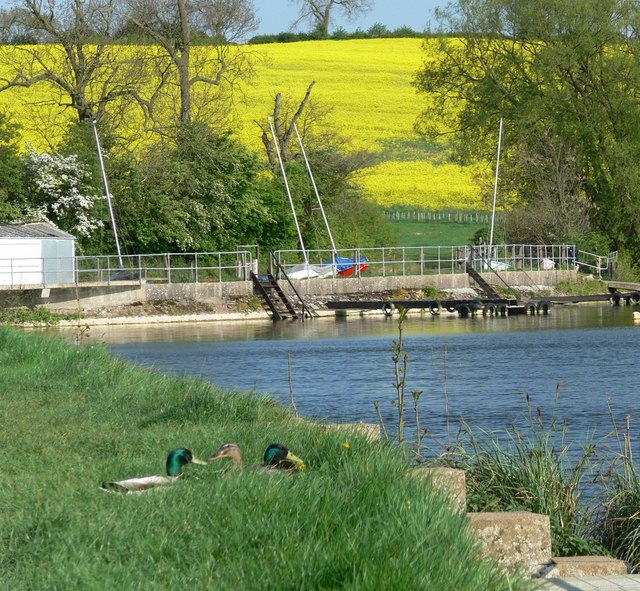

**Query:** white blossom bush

left=24, top=146, right=103, bottom=237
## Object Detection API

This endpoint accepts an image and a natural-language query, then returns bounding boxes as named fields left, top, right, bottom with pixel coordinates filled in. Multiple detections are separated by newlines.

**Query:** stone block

left=467, top=511, right=552, bottom=576
left=411, top=467, right=466, bottom=513
left=546, top=556, right=628, bottom=577
left=325, top=422, right=381, bottom=441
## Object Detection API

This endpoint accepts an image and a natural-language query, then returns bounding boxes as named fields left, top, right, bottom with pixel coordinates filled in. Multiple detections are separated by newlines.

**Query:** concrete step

left=544, top=556, right=629, bottom=578
left=541, top=575, right=640, bottom=590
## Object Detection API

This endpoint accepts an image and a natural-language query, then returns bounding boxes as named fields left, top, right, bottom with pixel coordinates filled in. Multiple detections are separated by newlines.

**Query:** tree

left=22, top=146, right=104, bottom=239
left=0, top=111, right=26, bottom=222
left=109, top=122, right=273, bottom=253
left=0, top=0, right=144, bottom=137
left=124, top=0, right=259, bottom=129
left=258, top=81, right=318, bottom=170
left=414, top=0, right=640, bottom=263
left=289, top=0, right=374, bottom=37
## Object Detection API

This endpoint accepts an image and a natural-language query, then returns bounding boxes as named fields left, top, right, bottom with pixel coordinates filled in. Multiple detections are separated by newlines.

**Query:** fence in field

left=384, top=210, right=491, bottom=223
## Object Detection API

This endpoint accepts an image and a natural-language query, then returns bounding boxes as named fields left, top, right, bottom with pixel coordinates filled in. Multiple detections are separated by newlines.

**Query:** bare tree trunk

left=177, top=0, right=192, bottom=123
left=259, top=81, right=316, bottom=170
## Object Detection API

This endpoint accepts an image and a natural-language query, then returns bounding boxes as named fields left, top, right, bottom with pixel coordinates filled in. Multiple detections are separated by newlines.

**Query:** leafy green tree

left=283, top=145, right=394, bottom=249
left=415, top=0, right=640, bottom=262
left=110, top=123, right=273, bottom=254
left=0, top=111, right=25, bottom=222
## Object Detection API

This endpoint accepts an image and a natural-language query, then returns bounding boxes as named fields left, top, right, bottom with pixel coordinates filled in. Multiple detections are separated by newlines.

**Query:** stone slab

left=467, top=511, right=552, bottom=576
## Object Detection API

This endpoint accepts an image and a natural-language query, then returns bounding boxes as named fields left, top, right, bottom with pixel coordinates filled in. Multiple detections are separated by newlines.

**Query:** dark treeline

left=248, top=24, right=425, bottom=45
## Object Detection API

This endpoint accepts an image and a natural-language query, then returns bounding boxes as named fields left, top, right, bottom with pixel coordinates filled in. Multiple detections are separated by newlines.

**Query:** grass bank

left=0, top=327, right=530, bottom=590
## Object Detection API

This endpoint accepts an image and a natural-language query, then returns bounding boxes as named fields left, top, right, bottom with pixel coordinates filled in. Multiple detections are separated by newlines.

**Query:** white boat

left=286, top=263, right=334, bottom=280
left=484, top=260, right=511, bottom=272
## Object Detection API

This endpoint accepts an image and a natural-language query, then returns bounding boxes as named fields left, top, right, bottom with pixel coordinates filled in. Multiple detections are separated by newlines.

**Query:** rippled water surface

left=50, top=304, right=640, bottom=455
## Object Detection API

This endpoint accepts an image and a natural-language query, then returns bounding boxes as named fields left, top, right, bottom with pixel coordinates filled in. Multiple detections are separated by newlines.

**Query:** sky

left=0, top=1, right=448, bottom=36
left=254, top=0, right=447, bottom=36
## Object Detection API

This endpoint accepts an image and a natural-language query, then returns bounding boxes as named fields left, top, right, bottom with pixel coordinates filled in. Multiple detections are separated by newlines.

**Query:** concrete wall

left=0, top=269, right=577, bottom=311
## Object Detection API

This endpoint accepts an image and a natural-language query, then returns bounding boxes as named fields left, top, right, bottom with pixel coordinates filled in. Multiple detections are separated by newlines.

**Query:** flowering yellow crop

left=0, top=39, right=483, bottom=210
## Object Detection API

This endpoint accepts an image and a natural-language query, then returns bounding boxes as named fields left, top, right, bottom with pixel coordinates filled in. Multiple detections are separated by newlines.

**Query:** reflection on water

left=44, top=304, right=640, bottom=458
left=46, top=302, right=637, bottom=345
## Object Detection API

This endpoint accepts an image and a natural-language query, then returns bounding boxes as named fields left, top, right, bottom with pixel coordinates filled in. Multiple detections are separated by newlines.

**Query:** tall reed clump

left=0, top=327, right=532, bottom=590
left=457, top=391, right=605, bottom=557
left=594, top=413, right=640, bottom=572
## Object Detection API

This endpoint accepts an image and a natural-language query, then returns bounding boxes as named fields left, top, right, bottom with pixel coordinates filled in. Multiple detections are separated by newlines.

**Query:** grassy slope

left=0, top=39, right=482, bottom=211
left=392, top=219, right=486, bottom=247
left=0, top=327, right=530, bottom=590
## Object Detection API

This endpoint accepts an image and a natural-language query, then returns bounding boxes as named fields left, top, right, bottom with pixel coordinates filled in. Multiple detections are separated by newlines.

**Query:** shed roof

left=0, top=223, right=75, bottom=240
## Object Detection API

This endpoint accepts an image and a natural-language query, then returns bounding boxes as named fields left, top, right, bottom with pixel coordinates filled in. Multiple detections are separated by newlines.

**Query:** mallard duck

left=208, top=442, right=306, bottom=472
left=100, top=448, right=207, bottom=493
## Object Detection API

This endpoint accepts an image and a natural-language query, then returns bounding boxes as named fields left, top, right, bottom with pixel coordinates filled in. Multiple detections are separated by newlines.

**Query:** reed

left=0, top=327, right=530, bottom=590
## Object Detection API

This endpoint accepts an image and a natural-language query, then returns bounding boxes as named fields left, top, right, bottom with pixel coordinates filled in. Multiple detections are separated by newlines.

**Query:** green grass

left=0, top=327, right=530, bottom=590
left=391, top=220, right=487, bottom=247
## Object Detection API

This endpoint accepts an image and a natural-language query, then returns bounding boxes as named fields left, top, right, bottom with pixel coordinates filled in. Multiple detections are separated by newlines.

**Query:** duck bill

left=287, top=451, right=307, bottom=470
left=191, top=456, right=208, bottom=466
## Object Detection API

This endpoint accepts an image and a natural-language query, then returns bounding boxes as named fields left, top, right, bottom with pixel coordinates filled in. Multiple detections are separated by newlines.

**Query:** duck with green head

left=208, top=442, right=306, bottom=472
left=100, top=448, right=207, bottom=493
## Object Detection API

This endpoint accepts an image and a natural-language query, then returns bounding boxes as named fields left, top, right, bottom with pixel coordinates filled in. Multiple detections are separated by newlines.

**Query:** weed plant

left=0, top=305, right=83, bottom=325
left=0, top=327, right=530, bottom=590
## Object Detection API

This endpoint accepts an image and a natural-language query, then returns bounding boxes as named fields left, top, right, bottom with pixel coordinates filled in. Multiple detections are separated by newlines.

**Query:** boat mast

left=268, top=117, right=309, bottom=265
left=488, top=117, right=503, bottom=257
left=293, top=122, right=338, bottom=257
left=92, top=120, right=124, bottom=270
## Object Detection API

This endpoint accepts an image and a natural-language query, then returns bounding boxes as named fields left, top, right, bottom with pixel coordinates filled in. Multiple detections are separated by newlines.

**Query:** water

left=49, top=304, right=640, bottom=459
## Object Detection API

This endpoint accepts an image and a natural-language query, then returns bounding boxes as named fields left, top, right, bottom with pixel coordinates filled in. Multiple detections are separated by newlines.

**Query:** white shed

left=0, top=223, right=76, bottom=287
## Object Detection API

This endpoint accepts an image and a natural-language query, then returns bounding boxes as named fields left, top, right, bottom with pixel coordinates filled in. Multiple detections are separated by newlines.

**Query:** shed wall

left=0, top=239, right=42, bottom=285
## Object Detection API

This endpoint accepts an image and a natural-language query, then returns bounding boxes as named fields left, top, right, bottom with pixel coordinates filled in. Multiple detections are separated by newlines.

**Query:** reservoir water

left=50, top=303, right=640, bottom=460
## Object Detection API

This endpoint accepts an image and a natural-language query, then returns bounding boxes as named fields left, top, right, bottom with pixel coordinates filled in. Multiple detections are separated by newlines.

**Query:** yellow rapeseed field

left=0, top=39, right=482, bottom=210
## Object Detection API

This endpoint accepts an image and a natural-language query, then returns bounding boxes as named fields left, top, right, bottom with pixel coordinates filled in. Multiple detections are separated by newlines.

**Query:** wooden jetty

left=326, top=298, right=544, bottom=317
left=325, top=292, right=636, bottom=318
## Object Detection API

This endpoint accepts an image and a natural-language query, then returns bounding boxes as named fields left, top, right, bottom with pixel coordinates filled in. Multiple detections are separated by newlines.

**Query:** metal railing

left=273, top=244, right=581, bottom=278
left=0, top=250, right=255, bottom=288
left=0, top=244, right=616, bottom=288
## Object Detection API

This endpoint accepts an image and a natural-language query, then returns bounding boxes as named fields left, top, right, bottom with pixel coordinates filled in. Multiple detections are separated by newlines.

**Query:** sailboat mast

left=488, top=117, right=503, bottom=255
left=293, top=123, right=338, bottom=256
left=92, top=120, right=124, bottom=270
left=268, top=118, right=309, bottom=265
